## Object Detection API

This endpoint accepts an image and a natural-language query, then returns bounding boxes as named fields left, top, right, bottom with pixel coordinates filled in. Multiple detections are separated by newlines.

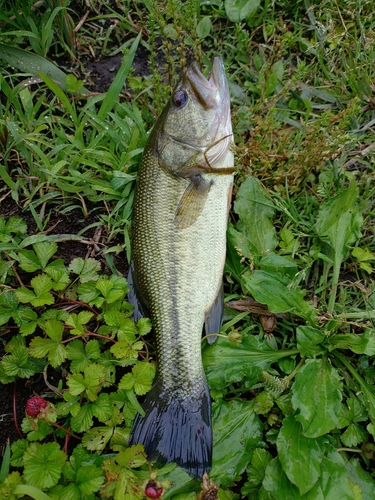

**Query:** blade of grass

left=97, top=32, right=141, bottom=121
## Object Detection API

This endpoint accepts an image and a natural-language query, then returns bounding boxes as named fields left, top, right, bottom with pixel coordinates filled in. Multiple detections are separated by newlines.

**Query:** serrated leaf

left=137, top=317, right=152, bottom=336
left=23, top=442, right=66, bottom=489
left=45, top=267, right=70, bottom=290
left=76, top=464, right=104, bottom=494
left=77, top=281, right=100, bottom=304
left=242, top=448, right=272, bottom=495
left=69, top=257, right=101, bottom=282
left=341, top=423, right=366, bottom=447
left=67, top=372, right=87, bottom=395
left=132, top=362, right=156, bottom=395
left=203, top=336, right=298, bottom=391
left=34, top=241, right=58, bottom=268
left=66, top=311, right=94, bottom=335
left=292, top=358, right=342, bottom=437
left=92, top=393, right=113, bottom=422
left=17, top=249, right=41, bottom=272
left=82, top=426, right=113, bottom=451
left=277, top=415, right=325, bottom=495
left=44, top=319, right=64, bottom=341
left=211, top=400, right=263, bottom=485
left=70, top=403, right=94, bottom=433
left=116, top=444, right=147, bottom=469
left=66, top=339, right=101, bottom=372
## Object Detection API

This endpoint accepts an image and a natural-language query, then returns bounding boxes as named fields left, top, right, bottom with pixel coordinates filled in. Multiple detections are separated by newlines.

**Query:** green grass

left=1, top=0, right=375, bottom=498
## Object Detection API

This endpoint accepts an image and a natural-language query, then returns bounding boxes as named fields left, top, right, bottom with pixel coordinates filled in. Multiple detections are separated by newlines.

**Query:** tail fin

left=129, top=380, right=212, bottom=479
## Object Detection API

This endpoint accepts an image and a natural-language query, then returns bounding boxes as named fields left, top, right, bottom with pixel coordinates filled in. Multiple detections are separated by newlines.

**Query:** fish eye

left=172, top=90, right=188, bottom=108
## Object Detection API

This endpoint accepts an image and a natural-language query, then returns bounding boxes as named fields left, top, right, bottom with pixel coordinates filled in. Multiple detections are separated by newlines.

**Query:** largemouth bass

left=128, top=57, right=234, bottom=479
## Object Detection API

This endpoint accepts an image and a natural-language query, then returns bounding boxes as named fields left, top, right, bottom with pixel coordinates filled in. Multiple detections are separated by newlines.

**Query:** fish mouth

left=186, top=57, right=230, bottom=111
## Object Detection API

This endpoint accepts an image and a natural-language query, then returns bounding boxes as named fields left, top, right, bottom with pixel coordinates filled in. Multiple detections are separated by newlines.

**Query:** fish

left=128, top=57, right=234, bottom=479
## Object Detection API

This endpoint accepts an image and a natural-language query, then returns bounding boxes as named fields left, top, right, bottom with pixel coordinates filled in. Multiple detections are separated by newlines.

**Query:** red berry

left=26, top=396, right=47, bottom=417
left=145, top=480, right=163, bottom=499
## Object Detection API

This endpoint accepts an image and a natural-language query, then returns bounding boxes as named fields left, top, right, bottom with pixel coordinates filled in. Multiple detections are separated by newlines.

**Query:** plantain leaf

left=291, top=358, right=342, bottom=437
left=211, top=400, right=263, bottom=485
left=277, top=416, right=325, bottom=495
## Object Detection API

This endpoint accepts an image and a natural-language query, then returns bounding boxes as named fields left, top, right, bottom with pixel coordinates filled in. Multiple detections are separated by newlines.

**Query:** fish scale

left=128, top=57, right=234, bottom=479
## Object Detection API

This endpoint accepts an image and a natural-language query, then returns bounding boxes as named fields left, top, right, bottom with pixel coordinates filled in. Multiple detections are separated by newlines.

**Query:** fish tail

left=129, top=380, right=212, bottom=479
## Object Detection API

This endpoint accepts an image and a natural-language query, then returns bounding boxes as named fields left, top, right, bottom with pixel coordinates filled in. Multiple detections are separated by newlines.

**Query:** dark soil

left=0, top=46, right=134, bottom=452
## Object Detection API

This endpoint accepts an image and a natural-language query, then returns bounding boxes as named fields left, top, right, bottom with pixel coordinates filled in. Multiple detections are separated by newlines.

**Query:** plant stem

left=13, top=380, right=23, bottom=439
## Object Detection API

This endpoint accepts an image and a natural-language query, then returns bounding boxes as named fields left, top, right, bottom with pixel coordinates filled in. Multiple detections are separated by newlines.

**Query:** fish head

left=155, top=57, right=233, bottom=173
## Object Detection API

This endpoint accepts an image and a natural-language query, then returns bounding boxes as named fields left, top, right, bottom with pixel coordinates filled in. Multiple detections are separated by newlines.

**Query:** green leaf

left=297, top=326, right=326, bottom=357
left=0, top=43, right=89, bottom=93
left=16, top=274, right=54, bottom=307
left=17, top=249, right=41, bottom=272
left=76, top=464, right=105, bottom=494
left=263, top=458, right=303, bottom=499
left=329, top=331, right=375, bottom=355
left=82, top=426, right=114, bottom=451
left=66, top=339, right=101, bottom=372
left=119, top=362, right=156, bottom=395
left=341, top=423, right=366, bottom=447
left=116, top=444, right=147, bottom=469
left=69, top=257, right=101, bottom=282
left=242, top=448, right=272, bottom=495
left=92, top=393, right=113, bottom=422
left=225, top=0, right=261, bottom=22
left=277, top=415, right=325, bottom=495
left=211, top=400, right=263, bottom=485
left=292, top=358, right=342, bottom=437
left=66, top=311, right=94, bottom=335
left=23, top=442, right=66, bottom=489
left=196, top=16, right=212, bottom=38
left=315, top=180, right=359, bottom=236
left=344, top=458, right=375, bottom=498
left=204, top=336, right=298, bottom=391
left=228, top=176, right=278, bottom=259
left=34, top=241, right=58, bottom=268
left=70, top=403, right=94, bottom=433
left=97, top=32, right=141, bottom=120
left=242, top=270, right=317, bottom=325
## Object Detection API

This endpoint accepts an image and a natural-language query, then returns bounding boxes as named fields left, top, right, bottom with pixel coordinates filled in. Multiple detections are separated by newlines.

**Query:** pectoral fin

left=204, top=282, right=224, bottom=344
left=174, top=175, right=212, bottom=229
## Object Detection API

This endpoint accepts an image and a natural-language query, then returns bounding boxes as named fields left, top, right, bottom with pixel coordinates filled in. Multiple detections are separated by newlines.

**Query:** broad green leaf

left=1, top=344, right=37, bottom=378
left=277, top=416, right=325, bottom=495
left=297, top=326, right=326, bottom=357
left=225, top=0, right=261, bottom=22
left=344, top=458, right=375, bottom=498
left=66, top=311, right=94, bottom=335
left=228, top=176, right=277, bottom=259
left=329, top=331, right=375, bottom=355
left=196, top=16, right=212, bottom=38
left=46, top=267, right=70, bottom=290
left=242, top=270, right=317, bottom=325
left=263, top=458, right=306, bottom=499
left=211, top=400, right=263, bottom=485
left=23, top=442, right=66, bottom=489
left=203, top=336, right=298, bottom=391
left=292, top=358, right=342, bottom=437
left=259, top=253, right=298, bottom=280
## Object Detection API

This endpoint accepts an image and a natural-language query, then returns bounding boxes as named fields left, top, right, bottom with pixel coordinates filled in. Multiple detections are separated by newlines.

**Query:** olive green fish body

left=129, top=58, right=234, bottom=479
